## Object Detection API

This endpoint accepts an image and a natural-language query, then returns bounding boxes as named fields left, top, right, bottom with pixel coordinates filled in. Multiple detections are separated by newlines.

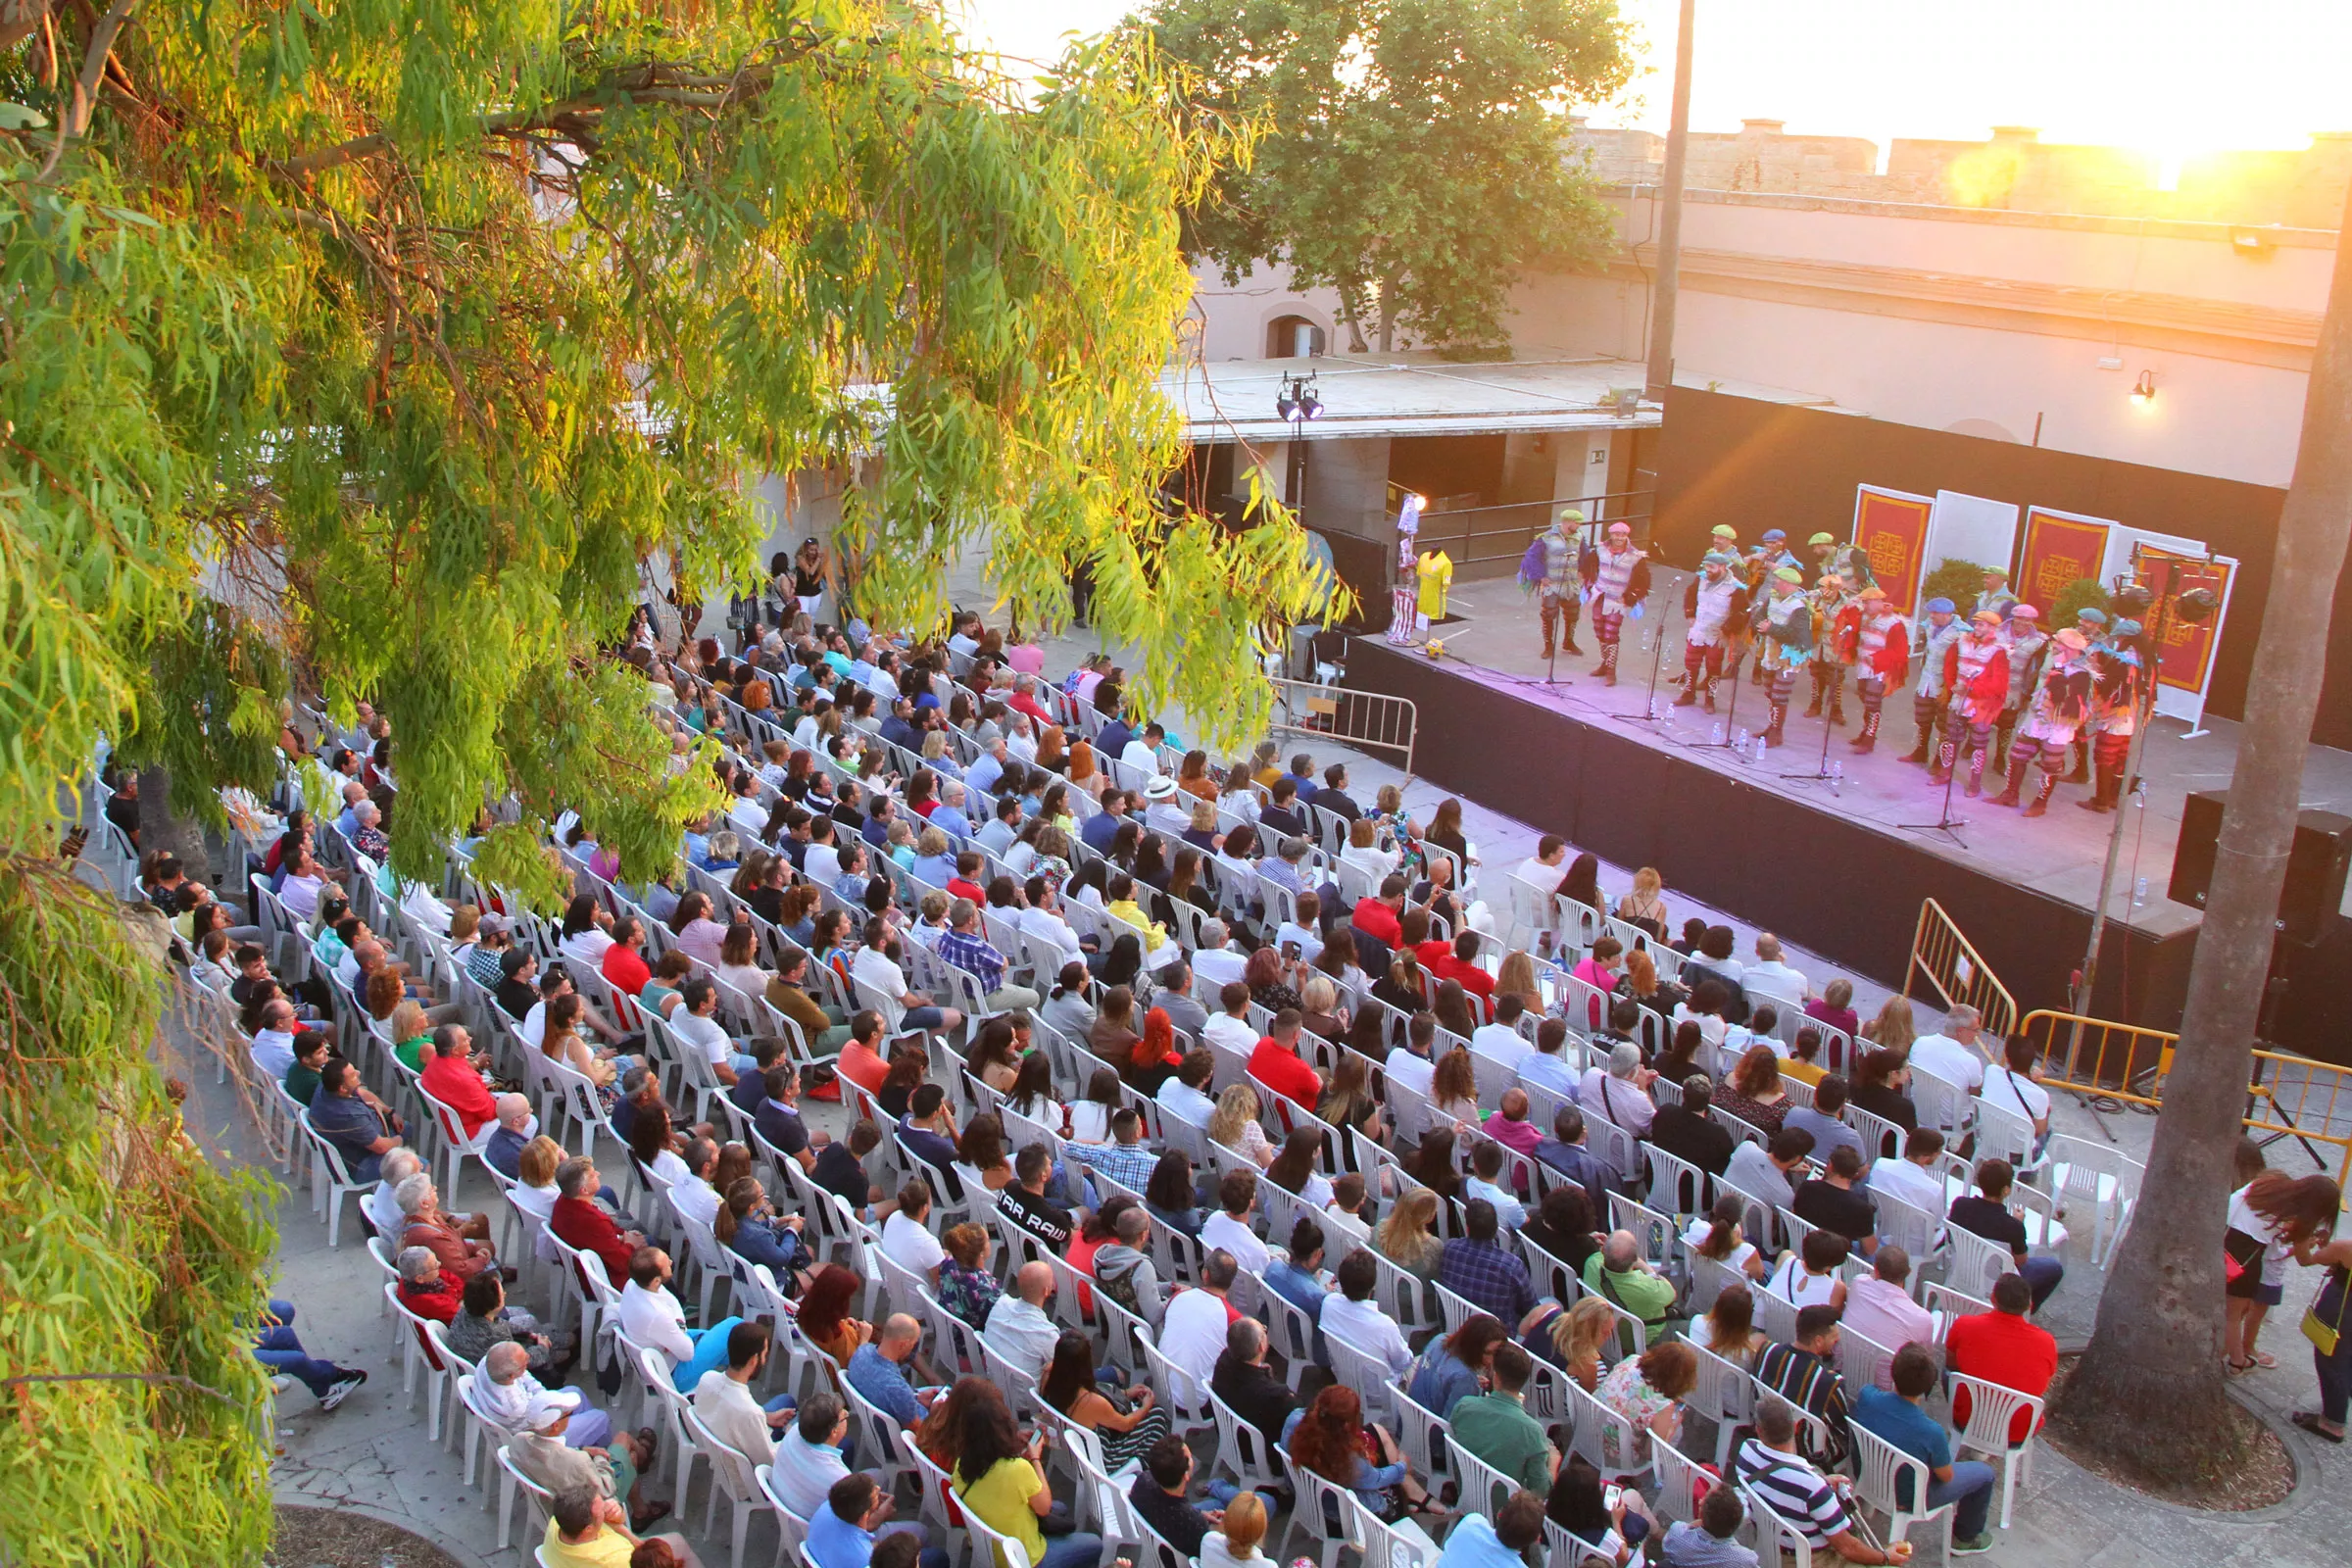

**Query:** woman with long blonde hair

left=1615, top=866, right=1669, bottom=937
left=1861, top=994, right=1917, bottom=1054
left=1543, top=1294, right=1620, bottom=1392
left=1375, top=1186, right=1446, bottom=1280
left=1494, top=950, right=1544, bottom=1012
left=1206, top=1082, right=1275, bottom=1167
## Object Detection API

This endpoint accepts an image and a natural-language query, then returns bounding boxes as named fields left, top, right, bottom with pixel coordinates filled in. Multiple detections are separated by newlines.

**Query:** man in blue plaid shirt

left=934, top=899, right=1040, bottom=1012
left=1063, top=1106, right=1159, bottom=1196
left=1437, top=1198, right=1541, bottom=1325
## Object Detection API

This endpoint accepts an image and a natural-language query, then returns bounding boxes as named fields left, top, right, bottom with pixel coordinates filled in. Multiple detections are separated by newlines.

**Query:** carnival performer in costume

left=1991, top=628, right=2093, bottom=817
left=1676, top=551, right=1747, bottom=711
left=2062, top=607, right=2111, bottom=783
left=1758, top=566, right=1812, bottom=749
left=1934, top=611, right=2012, bottom=797
left=1745, top=531, right=1798, bottom=684
left=2078, top=621, right=2143, bottom=814
left=1841, top=586, right=1910, bottom=755
left=1804, top=571, right=1859, bottom=725
left=1990, top=605, right=2048, bottom=774
left=1528, top=506, right=1586, bottom=662
left=1970, top=566, right=2018, bottom=624
left=1577, top=520, right=1653, bottom=686
left=1809, top=530, right=1877, bottom=592
left=1902, top=598, right=1964, bottom=764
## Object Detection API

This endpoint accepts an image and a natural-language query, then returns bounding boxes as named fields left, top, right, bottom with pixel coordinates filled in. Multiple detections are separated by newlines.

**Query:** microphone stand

left=1780, top=660, right=1841, bottom=790
left=1895, top=698, right=1969, bottom=846
left=1612, top=612, right=1674, bottom=727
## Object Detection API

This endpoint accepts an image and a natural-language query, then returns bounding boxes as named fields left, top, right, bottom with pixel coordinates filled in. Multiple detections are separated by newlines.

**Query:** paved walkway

left=172, top=548, right=2348, bottom=1565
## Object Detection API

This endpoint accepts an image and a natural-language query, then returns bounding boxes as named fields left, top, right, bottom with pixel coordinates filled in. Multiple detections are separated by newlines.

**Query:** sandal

left=2291, top=1411, right=2343, bottom=1444
left=2249, top=1350, right=2278, bottom=1369
left=2225, top=1357, right=2258, bottom=1375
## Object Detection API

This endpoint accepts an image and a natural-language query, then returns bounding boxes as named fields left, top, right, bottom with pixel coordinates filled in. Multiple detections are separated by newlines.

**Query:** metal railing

left=1267, top=676, right=1417, bottom=777
left=2020, top=1008, right=2352, bottom=1183
left=1902, top=899, right=2019, bottom=1040
left=1401, top=487, right=1659, bottom=575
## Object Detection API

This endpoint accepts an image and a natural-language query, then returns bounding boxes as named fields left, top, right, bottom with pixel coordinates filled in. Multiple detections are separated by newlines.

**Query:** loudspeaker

left=2168, top=791, right=2352, bottom=945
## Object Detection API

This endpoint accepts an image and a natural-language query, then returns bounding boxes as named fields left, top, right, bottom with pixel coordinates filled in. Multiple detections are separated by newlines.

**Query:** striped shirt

left=1733, top=1437, right=1849, bottom=1547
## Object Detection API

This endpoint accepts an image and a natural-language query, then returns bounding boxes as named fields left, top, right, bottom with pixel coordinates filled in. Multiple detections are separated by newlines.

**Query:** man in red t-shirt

left=1351, top=875, right=1408, bottom=948
left=1246, top=1009, right=1325, bottom=1109
left=1945, top=1272, right=2057, bottom=1444
left=417, top=1024, right=499, bottom=1138
left=1430, top=930, right=1496, bottom=1003
left=831, top=1010, right=891, bottom=1098
left=601, top=915, right=653, bottom=998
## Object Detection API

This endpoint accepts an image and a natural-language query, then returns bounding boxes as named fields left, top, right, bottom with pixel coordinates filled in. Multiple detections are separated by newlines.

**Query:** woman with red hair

left=1281, top=1385, right=1438, bottom=1522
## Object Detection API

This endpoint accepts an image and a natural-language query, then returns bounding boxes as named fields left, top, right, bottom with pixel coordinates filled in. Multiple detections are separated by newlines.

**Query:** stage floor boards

left=1368, top=571, right=2352, bottom=939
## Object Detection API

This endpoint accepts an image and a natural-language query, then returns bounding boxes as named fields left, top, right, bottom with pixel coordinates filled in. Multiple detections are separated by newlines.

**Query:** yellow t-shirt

left=541, top=1519, right=635, bottom=1568
left=955, top=1456, right=1047, bottom=1567
left=1417, top=551, right=1454, bottom=618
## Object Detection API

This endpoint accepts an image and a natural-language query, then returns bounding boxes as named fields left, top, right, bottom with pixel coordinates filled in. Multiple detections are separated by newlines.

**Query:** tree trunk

left=2057, top=183, right=2352, bottom=1482
left=135, top=765, right=214, bottom=890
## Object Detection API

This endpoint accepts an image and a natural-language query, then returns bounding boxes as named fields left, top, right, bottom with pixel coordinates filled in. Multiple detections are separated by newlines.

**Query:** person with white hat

left=1142, top=773, right=1193, bottom=837
left=1991, top=604, right=2048, bottom=774
left=1675, top=551, right=1746, bottom=711
left=1933, top=611, right=2012, bottom=797
left=1991, top=628, right=2094, bottom=816
left=1757, top=566, right=1814, bottom=749
left=1840, top=585, right=1910, bottom=755
left=1578, top=519, right=1653, bottom=686
left=1902, top=599, right=1965, bottom=765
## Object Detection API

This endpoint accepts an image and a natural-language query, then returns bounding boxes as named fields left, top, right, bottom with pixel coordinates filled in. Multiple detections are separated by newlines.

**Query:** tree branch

left=35, top=0, right=139, bottom=181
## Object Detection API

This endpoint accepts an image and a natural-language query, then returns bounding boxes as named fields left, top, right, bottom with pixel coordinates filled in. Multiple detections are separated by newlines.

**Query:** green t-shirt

left=955, top=1456, right=1045, bottom=1568
left=284, top=1061, right=322, bottom=1105
left=1582, top=1254, right=1680, bottom=1343
left=395, top=1033, right=431, bottom=1074
left=1450, top=1391, right=1555, bottom=1494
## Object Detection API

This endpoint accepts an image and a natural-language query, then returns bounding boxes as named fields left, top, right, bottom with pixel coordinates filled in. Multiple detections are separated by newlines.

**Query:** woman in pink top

left=1570, top=935, right=1623, bottom=995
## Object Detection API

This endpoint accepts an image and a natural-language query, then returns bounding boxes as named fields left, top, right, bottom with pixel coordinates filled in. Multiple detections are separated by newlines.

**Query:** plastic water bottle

left=1831, top=760, right=1844, bottom=782
left=2133, top=876, right=2148, bottom=907
left=1710, top=722, right=1724, bottom=746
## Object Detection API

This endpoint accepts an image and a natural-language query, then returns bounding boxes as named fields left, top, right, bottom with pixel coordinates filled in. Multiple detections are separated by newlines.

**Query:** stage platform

left=1343, top=573, right=2352, bottom=1041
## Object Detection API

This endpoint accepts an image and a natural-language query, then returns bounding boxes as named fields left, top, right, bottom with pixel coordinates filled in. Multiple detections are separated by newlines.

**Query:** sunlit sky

left=946, top=0, right=2352, bottom=160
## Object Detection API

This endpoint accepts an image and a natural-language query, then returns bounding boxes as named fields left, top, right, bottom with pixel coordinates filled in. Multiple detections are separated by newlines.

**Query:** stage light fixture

left=1299, top=388, right=1323, bottom=419
left=2130, top=369, right=2157, bottom=408
left=1275, top=390, right=1298, bottom=420
left=2176, top=586, right=2219, bottom=624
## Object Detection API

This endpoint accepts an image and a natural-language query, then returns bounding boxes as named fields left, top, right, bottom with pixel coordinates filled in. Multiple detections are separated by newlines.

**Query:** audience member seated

left=1733, top=1396, right=1907, bottom=1566
left=1582, top=1229, right=1678, bottom=1347
left=1648, top=1076, right=1736, bottom=1176
left=1755, top=1302, right=1853, bottom=1469
left=1438, top=1200, right=1540, bottom=1327
left=1944, top=1272, right=2059, bottom=1446
left=1852, top=1343, right=1999, bottom=1556
left=1948, top=1157, right=2064, bottom=1310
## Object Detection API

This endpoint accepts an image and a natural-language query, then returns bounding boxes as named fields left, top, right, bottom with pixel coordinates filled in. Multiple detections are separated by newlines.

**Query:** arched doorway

left=1264, top=315, right=1327, bottom=359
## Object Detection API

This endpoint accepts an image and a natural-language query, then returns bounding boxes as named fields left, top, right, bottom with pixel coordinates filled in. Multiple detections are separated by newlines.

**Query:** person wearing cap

left=2064, top=607, right=2112, bottom=784
left=1903, top=599, right=1965, bottom=765
left=1971, top=565, right=2017, bottom=624
left=1576, top=519, right=1652, bottom=685
left=1839, top=585, right=1910, bottom=755
left=1933, top=611, right=2012, bottom=796
left=1810, top=529, right=1876, bottom=592
left=1757, top=565, right=1813, bottom=748
left=1991, top=604, right=2048, bottom=774
left=1676, top=550, right=1747, bottom=711
left=1742, top=531, right=1798, bottom=686
left=1709, top=523, right=1740, bottom=551
left=2078, top=622, right=2144, bottom=813
left=1804, top=569, right=1860, bottom=726
left=1992, top=628, right=2094, bottom=815
left=1534, top=506, right=1587, bottom=662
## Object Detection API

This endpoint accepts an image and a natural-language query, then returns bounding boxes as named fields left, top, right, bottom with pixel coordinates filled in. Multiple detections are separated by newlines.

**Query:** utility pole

left=1643, top=0, right=1697, bottom=404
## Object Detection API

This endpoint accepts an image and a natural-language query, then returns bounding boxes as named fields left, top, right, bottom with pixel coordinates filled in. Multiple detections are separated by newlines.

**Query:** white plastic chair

left=683, top=1406, right=769, bottom=1568
left=1948, top=1370, right=2043, bottom=1528
left=1851, top=1417, right=1959, bottom=1557
left=494, top=1445, right=555, bottom=1551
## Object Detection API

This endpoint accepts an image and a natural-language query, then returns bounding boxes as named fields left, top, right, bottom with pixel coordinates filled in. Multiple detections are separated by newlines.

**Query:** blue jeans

left=672, top=1316, right=742, bottom=1392
left=904, top=1005, right=948, bottom=1030
left=1038, top=1535, right=1104, bottom=1568
left=253, top=1300, right=347, bottom=1397
left=2018, top=1254, right=2064, bottom=1310
left=1929, top=1459, right=1999, bottom=1539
